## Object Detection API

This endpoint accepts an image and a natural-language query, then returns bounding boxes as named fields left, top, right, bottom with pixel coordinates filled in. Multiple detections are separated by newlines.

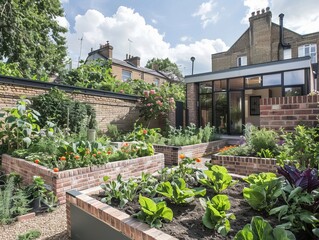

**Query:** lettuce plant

left=277, top=165, right=319, bottom=193
left=243, top=172, right=282, bottom=212
left=197, top=165, right=235, bottom=193
left=200, top=194, right=235, bottom=236
left=135, top=195, right=173, bottom=228
left=156, top=178, right=206, bottom=204
left=234, top=216, right=295, bottom=240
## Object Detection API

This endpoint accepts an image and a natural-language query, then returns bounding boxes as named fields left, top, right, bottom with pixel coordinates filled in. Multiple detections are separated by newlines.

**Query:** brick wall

left=212, top=154, right=277, bottom=175
left=186, top=83, right=198, bottom=125
left=154, top=140, right=226, bottom=165
left=2, top=153, right=164, bottom=204
left=260, top=95, right=319, bottom=130
left=66, top=188, right=177, bottom=240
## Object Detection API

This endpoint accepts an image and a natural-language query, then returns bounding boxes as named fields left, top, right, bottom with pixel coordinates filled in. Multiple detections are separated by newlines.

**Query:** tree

left=0, top=0, right=67, bottom=80
left=145, top=58, right=183, bottom=81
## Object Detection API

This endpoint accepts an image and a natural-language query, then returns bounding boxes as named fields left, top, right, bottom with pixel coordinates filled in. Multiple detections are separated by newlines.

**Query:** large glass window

left=285, top=87, right=302, bottom=96
left=229, top=92, right=243, bottom=134
left=229, top=77, right=243, bottom=90
left=214, top=92, right=227, bottom=133
left=263, top=74, right=281, bottom=86
left=245, top=76, right=261, bottom=88
left=200, top=94, right=212, bottom=127
left=284, top=70, right=304, bottom=85
left=122, top=70, right=132, bottom=81
left=214, top=80, right=227, bottom=91
left=200, top=81, right=213, bottom=94
left=298, top=44, right=317, bottom=63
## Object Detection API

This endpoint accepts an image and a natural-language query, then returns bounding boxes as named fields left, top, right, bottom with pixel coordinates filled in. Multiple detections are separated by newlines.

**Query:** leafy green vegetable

left=234, top=216, right=295, bottom=240
left=200, top=194, right=235, bottom=236
left=198, top=165, right=235, bottom=193
left=135, top=195, right=173, bottom=228
left=156, top=178, right=206, bottom=204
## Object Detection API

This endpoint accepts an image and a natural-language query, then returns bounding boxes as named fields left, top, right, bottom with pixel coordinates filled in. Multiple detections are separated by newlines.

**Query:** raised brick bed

left=212, top=154, right=277, bottom=175
left=66, top=187, right=177, bottom=240
left=1, top=153, right=164, bottom=204
left=154, top=140, right=226, bottom=166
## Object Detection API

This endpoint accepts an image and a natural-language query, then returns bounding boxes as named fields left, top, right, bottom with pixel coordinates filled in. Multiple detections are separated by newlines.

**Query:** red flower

left=34, top=159, right=40, bottom=164
left=107, top=150, right=112, bottom=155
left=92, top=154, right=97, bottom=157
left=195, top=158, right=201, bottom=163
left=53, top=168, right=59, bottom=172
left=60, top=156, right=66, bottom=161
left=150, top=89, right=156, bottom=95
left=143, top=129, right=148, bottom=134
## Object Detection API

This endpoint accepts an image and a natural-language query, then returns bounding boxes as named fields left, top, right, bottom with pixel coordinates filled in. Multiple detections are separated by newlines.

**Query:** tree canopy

left=0, top=0, right=67, bottom=80
left=145, top=58, right=183, bottom=81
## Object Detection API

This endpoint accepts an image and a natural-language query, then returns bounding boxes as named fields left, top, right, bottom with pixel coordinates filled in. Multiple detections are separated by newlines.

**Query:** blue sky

left=59, top=0, right=319, bottom=75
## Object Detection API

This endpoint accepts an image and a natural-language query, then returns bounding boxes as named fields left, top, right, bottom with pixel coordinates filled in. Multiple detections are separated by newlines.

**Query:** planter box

left=212, top=154, right=277, bottom=175
left=154, top=140, right=226, bottom=166
left=1, top=153, right=164, bottom=204
left=66, top=187, right=177, bottom=240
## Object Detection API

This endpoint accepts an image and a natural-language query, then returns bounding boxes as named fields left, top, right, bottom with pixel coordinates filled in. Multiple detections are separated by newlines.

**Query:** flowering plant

left=138, top=89, right=175, bottom=122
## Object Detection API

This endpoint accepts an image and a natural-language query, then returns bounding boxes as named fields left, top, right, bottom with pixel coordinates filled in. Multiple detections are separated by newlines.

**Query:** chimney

left=99, top=41, right=113, bottom=58
left=126, top=56, right=140, bottom=67
left=278, top=13, right=291, bottom=60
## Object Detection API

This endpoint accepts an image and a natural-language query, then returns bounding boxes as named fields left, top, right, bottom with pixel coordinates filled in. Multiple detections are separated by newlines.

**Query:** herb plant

left=135, top=194, right=173, bottom=228
left=156, top=178, right=206, bottom=204
left=234, top=216, right=296, bottom=240
left=200, top=194, right=236, bottom=236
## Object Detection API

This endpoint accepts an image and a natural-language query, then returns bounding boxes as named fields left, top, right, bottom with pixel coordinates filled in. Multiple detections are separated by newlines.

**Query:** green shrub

left=18, top=230, right=41, bottom=240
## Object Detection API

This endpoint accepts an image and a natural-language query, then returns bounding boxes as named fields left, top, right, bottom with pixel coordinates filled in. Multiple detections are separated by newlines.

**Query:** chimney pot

left=262, top=9, right=265, bottom=14
left=257, top=10, right=260, bottom=15
left=252, top=11, right=255, bottom=16
left=266, top=7, right=270, bottom=12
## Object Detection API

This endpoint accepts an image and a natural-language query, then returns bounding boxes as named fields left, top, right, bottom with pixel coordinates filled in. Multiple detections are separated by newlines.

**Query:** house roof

left=185, top=56, right=312, bottom=83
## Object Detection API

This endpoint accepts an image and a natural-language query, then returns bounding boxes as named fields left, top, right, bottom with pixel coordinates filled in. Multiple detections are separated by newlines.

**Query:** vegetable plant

left=243, top=172, right=282, bottom=212
left=234, top=216, right=296, bottom=240
left=135, top=194, right=173, bottom=228
left=200, top=194, right=236, bottom=236
left=197, top=165, right=235, bottom=193
left=156, top=178, right=206, bottom=204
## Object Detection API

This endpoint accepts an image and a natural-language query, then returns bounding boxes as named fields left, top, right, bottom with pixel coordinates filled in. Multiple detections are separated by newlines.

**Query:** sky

left=58, top=0, right=319, bottom=76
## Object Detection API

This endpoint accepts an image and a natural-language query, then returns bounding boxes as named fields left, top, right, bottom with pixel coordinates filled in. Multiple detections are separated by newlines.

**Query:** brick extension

left=1, top=153, right=164, bottom=204
left=212, top=154, right=277, bottom=175
left=154, top=140, right=226, bottom=165
left=260, top=95, right=319, bottom=131
left=66, top=187, right=178, bottom=240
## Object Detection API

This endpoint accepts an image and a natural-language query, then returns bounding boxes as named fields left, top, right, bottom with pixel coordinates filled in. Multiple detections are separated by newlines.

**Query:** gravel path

left=0, top=204, right=69, bottom=240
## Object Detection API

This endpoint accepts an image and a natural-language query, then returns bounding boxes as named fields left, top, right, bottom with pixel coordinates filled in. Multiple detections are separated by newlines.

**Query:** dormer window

left=298, top=44, right=317, bottom=63
left=237, top=56, right=247, bottom=67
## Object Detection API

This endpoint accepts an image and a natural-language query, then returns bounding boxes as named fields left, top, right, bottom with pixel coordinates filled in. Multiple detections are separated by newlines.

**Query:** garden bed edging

left=1, top=153, right=164, bottom=204
left=66, top=187, right=177, bottom=240
left=154, top=139, right=226, bottom=166
left=212, top=154, right=277, bottom=175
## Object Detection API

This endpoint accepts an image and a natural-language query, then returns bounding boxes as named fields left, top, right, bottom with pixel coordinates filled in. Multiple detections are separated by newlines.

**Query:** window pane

left=283, top=49, right=291, bottom=59
left=229, top=77, right=243, bottom=90
left=214, top=92, right=227, bottom=133
left=284, top=70, right=304, bottom=85
left=263, top=74, right=281, bottom=86
left=285, top=87, right=302, bottom=96
left=214, top=80, right=227, bottom=91
left=122, top=70, right=131, bottom=81
left=200, top=81, right=213, bottom=93
left=245, top=76, right=261, bottom=88
left=200, top=94, right=212, bottom=127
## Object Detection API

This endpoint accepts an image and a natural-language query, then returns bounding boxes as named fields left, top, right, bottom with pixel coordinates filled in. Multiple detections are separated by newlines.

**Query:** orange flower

left=143, top=129, right=148, bottom=134
left=107, top=150, right=112, bottom=155
left=85, top=150, right=90, bottom=155
left=53, top=168, right=59, bottom=172
left=60, top=156, right=66, bottom=161
left=34, top=159, right=40, bottom=164
left=92, top=154, right=96, bottom=157
left=195, top=158, right=201, bottom=163
left=97, top=151, right=101, bottom=155
left=74, top=155, right=80, bottom=160
left=123, top=143, right=129, bottom=147
left=179, top=154, right=185, bottom=159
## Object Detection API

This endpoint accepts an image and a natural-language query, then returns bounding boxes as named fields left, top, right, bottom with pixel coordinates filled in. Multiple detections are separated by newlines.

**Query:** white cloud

left=151, top=19, right=157, bottom=24
left=180, top=36, right=192, bottom=42
left=192, top=0, right=219, bottom=28
left=60, top=0, right=69, bottom=3
left=65, top=6, right=228, bottom=75
left=56, top=16, right=70, bottom=29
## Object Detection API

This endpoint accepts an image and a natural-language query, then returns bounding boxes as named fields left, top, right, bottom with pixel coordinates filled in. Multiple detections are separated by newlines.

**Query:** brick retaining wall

left=2, top=153, right=164, bottom=204
left=260, top=95, right=319, bottom=130
left=154, top=140, right=226, bottom=165
left=212, top=154, right=277, bottom=175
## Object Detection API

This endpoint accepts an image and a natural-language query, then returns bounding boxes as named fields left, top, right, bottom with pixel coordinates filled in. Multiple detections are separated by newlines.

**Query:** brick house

left=185, top=8, right=319, bottom=134
left=86, top=41, right=171, bottom=86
